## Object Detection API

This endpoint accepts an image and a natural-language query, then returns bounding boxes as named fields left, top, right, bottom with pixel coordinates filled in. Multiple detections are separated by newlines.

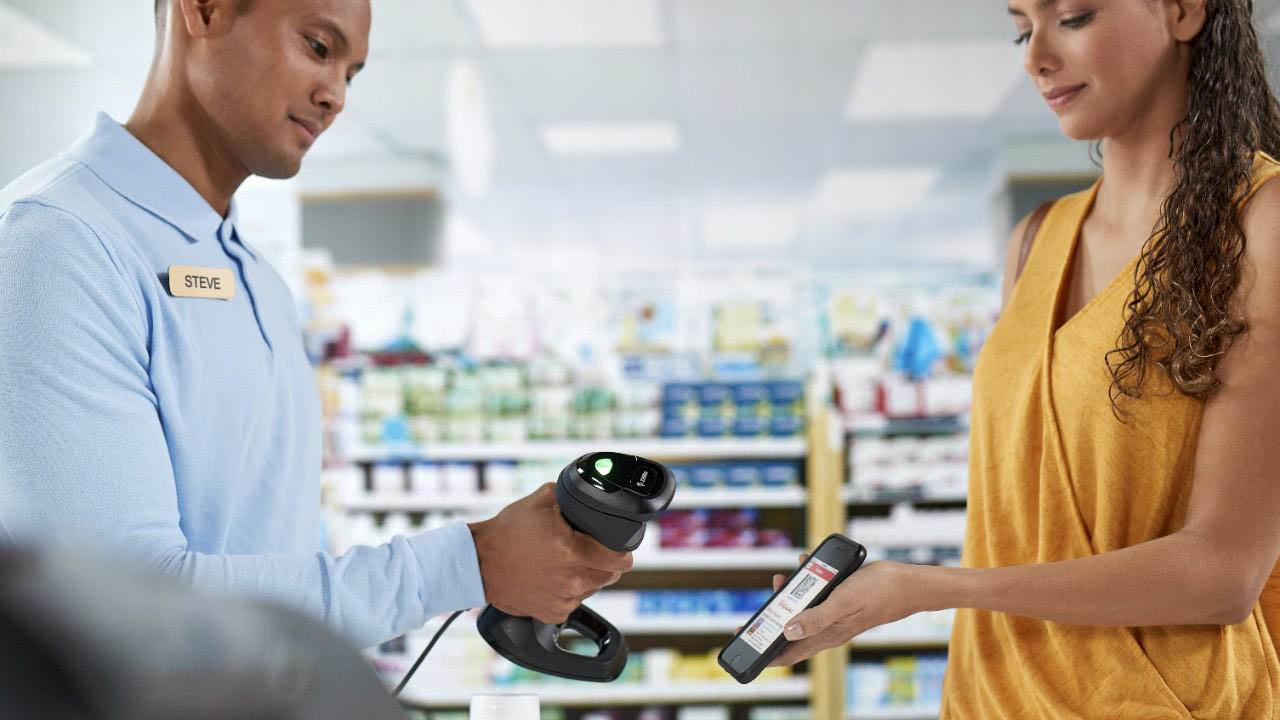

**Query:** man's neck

left=124, top=75, right=247, bottom=218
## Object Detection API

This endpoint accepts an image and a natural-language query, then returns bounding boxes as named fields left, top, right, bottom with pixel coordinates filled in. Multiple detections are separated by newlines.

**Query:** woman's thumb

left=783, top=605, right=832, bottom=641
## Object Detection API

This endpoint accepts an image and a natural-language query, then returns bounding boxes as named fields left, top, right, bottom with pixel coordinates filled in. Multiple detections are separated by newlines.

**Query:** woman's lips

left=1043, top=84, right=1087, bottom=111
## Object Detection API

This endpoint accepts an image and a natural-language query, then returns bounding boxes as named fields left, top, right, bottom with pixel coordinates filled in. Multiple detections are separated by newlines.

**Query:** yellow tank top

left=941, top=152, right=1280, bottom=719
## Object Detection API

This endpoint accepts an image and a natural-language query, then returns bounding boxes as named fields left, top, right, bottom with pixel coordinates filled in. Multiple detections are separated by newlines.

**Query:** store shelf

left=338, top=486, right=808, bottom=512
left=414, top=613, right=750, bottom=638
left=847, top=415, right=966, bottom=437
left=849, top=704, right=942, bottom=719
left=633, top=548, right=803, bottom=570
left=849, top=633, right=950, bottom=650
left=399, top=677, right=811, bottom=707
left=348, top=437, right=807, bottom=463
left=613, top=615, right=749, bottom=635
left=843, top=486, right=966, bottom=506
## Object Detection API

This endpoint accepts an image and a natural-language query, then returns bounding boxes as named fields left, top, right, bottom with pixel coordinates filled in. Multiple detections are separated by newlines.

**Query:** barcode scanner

left=477, top=451, right=676, bottom=682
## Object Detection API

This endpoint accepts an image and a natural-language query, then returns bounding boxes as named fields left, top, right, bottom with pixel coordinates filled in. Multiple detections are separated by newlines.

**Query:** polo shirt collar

left=69, top=112, right=239, bottom=245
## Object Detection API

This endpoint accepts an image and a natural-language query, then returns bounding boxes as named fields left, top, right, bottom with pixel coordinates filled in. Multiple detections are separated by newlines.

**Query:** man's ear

left=1168, top=0, right=1207, bottom=43
left=176, top=0, right=237, bottom=40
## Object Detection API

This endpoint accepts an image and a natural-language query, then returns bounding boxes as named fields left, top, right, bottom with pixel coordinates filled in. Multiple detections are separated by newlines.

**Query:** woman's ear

left=1168, top=0, right=1208, bottom=43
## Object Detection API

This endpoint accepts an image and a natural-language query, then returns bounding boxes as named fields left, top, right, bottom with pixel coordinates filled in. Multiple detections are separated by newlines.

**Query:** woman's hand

left=768, top=560, right=925, bottom=667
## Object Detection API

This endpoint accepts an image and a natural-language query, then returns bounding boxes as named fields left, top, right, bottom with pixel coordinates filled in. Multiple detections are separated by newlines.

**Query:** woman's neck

left=1094, top=71, right=1191, bottom=235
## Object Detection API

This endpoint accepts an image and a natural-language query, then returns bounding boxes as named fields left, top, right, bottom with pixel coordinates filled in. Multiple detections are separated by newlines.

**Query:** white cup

left=469, top=693, right=539, bottom=720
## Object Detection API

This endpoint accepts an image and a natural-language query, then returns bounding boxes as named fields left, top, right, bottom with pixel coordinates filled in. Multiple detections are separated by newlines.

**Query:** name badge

left=168, top=265, right=235, bottom=300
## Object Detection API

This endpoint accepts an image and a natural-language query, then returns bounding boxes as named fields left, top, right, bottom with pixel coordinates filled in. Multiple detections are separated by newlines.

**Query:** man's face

left=190, top=0, right=370, bottom=179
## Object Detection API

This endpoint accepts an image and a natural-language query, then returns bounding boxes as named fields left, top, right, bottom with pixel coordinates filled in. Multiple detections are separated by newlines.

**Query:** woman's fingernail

left=784, top=623, right=803, bottom=640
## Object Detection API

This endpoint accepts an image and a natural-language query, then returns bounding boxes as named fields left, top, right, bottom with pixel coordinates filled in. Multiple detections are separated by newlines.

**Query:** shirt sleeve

left=0, top=200, right=485, bottom=648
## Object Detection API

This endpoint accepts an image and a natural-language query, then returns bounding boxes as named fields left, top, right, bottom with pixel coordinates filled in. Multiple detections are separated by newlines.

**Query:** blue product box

left=769, top=415, right=804, bottom=436
left=662, top=382, right=699, bottom=405
left=732, top=382, right=769, bottom=405
left=732, top=416, right=766, bottom=437
left=697, top=416, right=727, bottom=437
left=689, top=464, right=725, bottom=488
left=707, top=590, right=736, bottom=614
left=725, top=463, right=762, bottom=488
left=771, top=401, right=803, bottom=420
left=662, top=401, right=693, bottom=420
left=638, top=591, right=662, bottom=616
left=698, top=382, right=733, bottom=407
left=767, top=380, right=804, bottom=405
left=670, top=466, right=691, bottom=489
left=660, top=417, right=690, bottom=437
left=672, top=592, right=699, bottom=615
left=762, top=462, right=800, bottom=487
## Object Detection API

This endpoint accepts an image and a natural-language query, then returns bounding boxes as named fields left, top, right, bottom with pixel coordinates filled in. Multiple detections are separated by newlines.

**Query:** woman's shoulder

left=1240, top=154, right=1280, bottom=286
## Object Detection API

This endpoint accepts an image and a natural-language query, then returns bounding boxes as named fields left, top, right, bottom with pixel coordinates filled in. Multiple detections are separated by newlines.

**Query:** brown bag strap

left=1015, top=200, right=1056, bottom=282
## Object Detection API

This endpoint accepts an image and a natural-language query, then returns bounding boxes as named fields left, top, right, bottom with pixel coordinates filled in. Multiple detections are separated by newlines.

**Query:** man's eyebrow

left=312, top=16, right=350, bottom=53
left=1008, top=0, right=1058, bottom=16
left=311, top=16, right=364, bottom=73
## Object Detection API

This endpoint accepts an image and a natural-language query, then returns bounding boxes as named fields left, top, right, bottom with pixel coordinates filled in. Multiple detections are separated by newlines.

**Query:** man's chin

left=253, top=156, right=304, bottom=181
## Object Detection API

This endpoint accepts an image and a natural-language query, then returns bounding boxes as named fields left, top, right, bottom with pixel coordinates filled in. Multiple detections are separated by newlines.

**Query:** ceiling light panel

left=542, top=122, right=680, bottom=155
left=0, top=2, right=92, bottom=68
left=812, top=168, right=941, bottom=219
left=846, top=41, right=1025, bottom=119
left=464, top=0, right=664, bottom=48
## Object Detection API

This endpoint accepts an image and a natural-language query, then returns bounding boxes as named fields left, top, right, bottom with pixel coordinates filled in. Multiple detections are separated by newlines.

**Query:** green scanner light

left=594, top=458, right=614, bottom=476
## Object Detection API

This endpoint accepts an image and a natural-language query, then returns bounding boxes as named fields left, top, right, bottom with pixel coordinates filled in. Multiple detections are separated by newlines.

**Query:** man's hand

left=468, top=483, right=634, bottom=624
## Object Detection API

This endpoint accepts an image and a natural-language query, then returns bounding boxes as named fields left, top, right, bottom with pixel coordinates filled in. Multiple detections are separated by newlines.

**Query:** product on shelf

left=848, top=505, right=966, bottom=565
left=847, top=434, right=969, bottom=501
left=658, top=509, right=794, bottom=550
left=628, top=589, right=774, bottom=618
left=672, top=460, right=802, bottom=491
left=746, top=708, right=810, bottom=720
left=846, top=653, right=947, bottom=716
left=661, top=381, right=805, bottom=439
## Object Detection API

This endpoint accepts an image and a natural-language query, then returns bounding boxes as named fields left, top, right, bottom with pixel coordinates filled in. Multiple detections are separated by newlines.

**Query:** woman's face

left=1008, top=0, right=1188, bottom=141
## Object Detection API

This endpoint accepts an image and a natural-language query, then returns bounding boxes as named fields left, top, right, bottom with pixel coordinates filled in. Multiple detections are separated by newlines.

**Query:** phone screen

left=739, top=556, right=838, bottom=654
left=718, top=533, right=866, bottom=684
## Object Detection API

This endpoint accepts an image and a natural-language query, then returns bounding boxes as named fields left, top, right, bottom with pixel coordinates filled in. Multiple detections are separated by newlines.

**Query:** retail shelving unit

left=397, top=677, right=813, bottom=709
left=841, top=417, right=969, bottom=720
left=328, top=380, right=839, bottom=718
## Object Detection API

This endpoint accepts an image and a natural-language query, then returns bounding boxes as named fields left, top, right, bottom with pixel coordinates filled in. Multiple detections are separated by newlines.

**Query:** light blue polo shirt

left=0, top=113, right=485, bottom=648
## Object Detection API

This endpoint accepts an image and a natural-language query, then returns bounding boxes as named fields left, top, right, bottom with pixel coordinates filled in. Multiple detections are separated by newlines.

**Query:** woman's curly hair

left=1105, top=0, right=1280, bottom=415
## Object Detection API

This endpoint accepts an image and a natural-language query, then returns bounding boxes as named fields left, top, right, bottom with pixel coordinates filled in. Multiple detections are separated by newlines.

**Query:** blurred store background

left=4, top=2, right=1280, bottom=719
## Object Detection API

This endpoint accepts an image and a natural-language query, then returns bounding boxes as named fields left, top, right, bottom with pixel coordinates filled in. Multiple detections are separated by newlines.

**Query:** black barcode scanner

left=477, top=451, right=676, bottom=682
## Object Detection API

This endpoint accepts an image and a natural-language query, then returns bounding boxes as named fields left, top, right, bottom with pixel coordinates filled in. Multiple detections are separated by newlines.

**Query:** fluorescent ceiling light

left=464, top=0, right=663, bottom=48
left=846, top=41, right=1024, bottom=119
left=702, top=204, right=800, bottom=249
left=812, top=168, right=941, bottom=219
left=542, top=122, right=680, bottom=155
left=0, top=3, right=92, bottom=68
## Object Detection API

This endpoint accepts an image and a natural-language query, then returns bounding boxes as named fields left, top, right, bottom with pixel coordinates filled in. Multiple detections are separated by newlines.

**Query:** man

left=0, top=0, right=631, bottom=650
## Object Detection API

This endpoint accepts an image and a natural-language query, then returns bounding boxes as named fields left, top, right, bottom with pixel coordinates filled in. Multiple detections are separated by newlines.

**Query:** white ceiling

left=3, top=0, right=1280, bottom=270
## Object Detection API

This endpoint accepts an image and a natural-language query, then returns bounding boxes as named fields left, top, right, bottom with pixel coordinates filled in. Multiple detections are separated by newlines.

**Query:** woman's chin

left=1058, top=116, right=1105, bottom=143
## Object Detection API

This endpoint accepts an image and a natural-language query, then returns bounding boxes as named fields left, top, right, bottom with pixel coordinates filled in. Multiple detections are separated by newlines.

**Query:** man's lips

left=290, top=115, right=320, bottom=143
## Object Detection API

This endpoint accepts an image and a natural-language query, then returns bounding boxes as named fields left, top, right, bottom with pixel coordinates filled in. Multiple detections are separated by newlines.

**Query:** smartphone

left=717, top=533, right=866, bottom=684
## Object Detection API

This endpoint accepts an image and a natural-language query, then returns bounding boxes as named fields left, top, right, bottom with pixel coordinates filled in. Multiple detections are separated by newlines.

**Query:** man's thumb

left=783, top=606, right=832, bottom=641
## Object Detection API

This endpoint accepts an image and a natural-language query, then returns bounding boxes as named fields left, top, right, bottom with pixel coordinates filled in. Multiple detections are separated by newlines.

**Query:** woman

left=771, top=1, right=1280, bottom=716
